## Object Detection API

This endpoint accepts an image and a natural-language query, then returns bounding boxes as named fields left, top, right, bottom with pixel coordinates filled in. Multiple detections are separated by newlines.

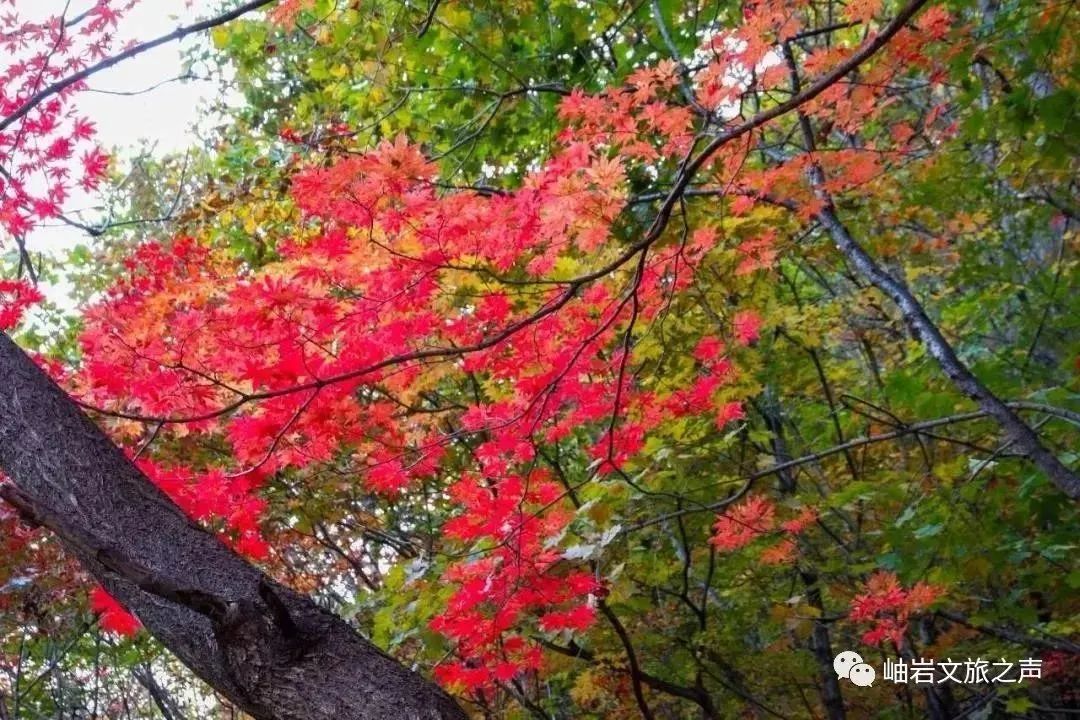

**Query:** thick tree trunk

left=0, top=333, right=467, bottom=720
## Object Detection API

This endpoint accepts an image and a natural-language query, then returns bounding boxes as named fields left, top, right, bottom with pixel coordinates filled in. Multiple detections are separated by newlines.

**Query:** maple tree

left=1, top=0, right=1079, bottom=719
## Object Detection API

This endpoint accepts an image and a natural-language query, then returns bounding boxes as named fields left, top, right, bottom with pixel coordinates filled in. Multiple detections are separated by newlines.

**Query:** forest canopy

left=0, top=0, right=1078, bottom=718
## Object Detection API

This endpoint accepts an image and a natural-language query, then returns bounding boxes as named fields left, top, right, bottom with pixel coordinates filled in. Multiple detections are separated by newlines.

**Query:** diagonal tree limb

left=0, top=333, right=467, bottom=720
left=0, top=0, right=277, bottom=135
left=630, top=401, right=1080, bottom=530
left=773, top=33, right=1079, bottom=499
left=73, top=0, right=934, bottom=427
left=936, top=610, right=1080, bottom=655
left=809, top=203, right=1079, bottom=498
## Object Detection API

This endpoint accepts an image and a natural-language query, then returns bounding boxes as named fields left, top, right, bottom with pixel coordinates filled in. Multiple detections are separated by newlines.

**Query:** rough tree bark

left=0, top=333, right=467, bottom=720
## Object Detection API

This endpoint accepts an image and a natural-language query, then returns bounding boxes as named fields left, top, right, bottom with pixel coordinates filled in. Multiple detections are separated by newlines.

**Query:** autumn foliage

left=0, top=1, right=131, bottom=238
left=62, top=0, right=963, bottom=691
left=1, top=0, right=1078, bottom=717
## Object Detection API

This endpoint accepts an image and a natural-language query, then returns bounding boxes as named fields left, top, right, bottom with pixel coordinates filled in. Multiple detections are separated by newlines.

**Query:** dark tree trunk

left=0, top=333, right=467, bottom=720
left=800, top=572, right=846, bottom=720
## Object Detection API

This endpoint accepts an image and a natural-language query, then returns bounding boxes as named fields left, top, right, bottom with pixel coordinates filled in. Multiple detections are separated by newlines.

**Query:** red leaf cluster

left=0, top=279, right=43, bottom=329
left=51, top=0, right=959, bottom=689
left=1, top=1, right=138, bottom=239
left=849, top=571, right=943, bottom=647
left=89, top=586, right=141, bottom=637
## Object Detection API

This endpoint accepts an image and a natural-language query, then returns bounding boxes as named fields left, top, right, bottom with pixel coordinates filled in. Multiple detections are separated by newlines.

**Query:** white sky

left=20, top=0, right=229, bottom=305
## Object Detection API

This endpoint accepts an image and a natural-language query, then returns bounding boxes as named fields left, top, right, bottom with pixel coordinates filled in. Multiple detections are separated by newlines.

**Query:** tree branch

left=810, top=191, right=1078, bottom=498
left=74, top=0, right=932, bottom=427
left=780, top=33, right=1079, bottom=499
left=936, top=610, right=1080, bottom=655
left=0, top=0, right=277, bottom=135
left=629, top=401, right=1080, bottom=530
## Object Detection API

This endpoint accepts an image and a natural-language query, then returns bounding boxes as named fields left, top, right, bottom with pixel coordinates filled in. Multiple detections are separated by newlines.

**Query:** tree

left=2, top=0, right=1078, bottom=718
left=0, top=333, right=466, bottom=720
